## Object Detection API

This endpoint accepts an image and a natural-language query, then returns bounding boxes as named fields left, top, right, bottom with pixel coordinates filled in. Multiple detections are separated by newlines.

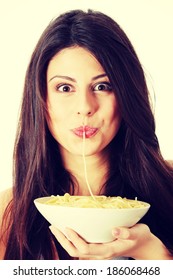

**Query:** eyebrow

left=48, top=73, right=107, bottom=83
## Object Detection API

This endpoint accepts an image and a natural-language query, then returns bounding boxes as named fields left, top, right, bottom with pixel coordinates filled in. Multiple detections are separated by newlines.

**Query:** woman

left=0, top=9, right=173, bottom=260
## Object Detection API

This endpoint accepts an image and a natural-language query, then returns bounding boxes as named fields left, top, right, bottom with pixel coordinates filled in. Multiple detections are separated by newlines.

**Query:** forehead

left=47, top=46, right=105, bottom=78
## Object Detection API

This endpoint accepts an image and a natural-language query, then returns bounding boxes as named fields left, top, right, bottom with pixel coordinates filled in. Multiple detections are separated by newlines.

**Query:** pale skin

left=46, top=46, right=172, bottom=260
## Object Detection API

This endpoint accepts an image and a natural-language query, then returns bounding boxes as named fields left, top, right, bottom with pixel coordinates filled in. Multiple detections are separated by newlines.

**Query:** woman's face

left=46, top=46, right=121, bottom=157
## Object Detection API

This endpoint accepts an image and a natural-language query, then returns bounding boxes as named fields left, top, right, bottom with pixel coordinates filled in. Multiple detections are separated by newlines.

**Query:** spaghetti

left=82, top=120, right=96, bottom=200
left=45, top=193, right=147, bottom=208
left=44, top=122, right=147, bottom=209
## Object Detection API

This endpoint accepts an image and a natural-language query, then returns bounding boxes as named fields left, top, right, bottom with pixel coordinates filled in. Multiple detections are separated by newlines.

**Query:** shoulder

left=167, top=160, right=173, bottom=168
left=0, top=188, right=13, bottom=259
left=0, top=188, right=13, bottom=218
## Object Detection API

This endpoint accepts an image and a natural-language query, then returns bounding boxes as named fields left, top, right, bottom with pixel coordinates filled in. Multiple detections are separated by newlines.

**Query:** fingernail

left=112, top=228, right=120, bottom=236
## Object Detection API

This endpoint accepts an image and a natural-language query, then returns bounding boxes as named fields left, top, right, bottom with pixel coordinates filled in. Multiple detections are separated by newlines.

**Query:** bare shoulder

left=167, top=160, right=173, bottom=168
left=0, top=188, right=13, bottom=259
left=0, top=187, right=13, bottom=200
left=0, top=188, right=13, bottom=217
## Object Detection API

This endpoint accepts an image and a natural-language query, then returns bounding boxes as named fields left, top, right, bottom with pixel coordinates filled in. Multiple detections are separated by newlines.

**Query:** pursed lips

left=72, top=126, right=98, bottom=138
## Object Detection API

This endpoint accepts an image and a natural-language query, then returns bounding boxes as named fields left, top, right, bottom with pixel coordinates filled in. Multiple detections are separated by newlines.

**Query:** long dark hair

left=3, top=9, right=173, bottom=259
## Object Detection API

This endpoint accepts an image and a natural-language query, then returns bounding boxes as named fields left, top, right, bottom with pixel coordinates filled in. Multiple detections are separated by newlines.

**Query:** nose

left=76, top=91, right=97, bottom=117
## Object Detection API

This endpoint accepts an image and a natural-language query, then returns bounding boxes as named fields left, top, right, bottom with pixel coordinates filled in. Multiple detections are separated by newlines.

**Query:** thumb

left=112, top=224, right=150, bottom=240
left=112, top=227, right=130, bottom=239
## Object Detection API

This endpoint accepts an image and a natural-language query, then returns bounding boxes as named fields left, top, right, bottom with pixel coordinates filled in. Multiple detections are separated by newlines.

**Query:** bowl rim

left=34, top=196, right=150, bottom=211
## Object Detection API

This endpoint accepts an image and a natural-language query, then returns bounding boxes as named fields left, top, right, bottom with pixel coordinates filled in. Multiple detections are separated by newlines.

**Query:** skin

left=46, top=46, right=172, bottom=260
left=46, top=46, right=121, bottom=194
left=46, top=46, right=121, bottom=157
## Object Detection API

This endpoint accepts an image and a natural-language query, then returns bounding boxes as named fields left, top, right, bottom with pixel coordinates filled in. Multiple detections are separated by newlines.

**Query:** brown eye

left=94, top=82, right=112, bottom=92
left=56, top=84, right=73, bottom=92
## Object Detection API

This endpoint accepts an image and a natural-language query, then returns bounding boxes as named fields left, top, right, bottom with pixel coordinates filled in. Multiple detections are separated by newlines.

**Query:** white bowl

left=34, top=196, right=150, bottom=243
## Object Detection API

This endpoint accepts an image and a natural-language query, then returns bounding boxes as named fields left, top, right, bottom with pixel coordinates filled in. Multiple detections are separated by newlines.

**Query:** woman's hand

left=49, top=223, right=172, bottom=260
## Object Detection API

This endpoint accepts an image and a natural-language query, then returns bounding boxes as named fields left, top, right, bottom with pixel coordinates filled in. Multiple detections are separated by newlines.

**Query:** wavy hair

left=3, top=9, right=173, bottom=259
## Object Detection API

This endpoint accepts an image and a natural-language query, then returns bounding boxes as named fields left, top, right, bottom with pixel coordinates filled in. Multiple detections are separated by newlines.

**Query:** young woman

left=0, top=9, right=173, bottom=260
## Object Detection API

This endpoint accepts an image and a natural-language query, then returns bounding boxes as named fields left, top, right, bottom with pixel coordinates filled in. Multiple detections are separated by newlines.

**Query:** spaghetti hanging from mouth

left=82, top=119, right=96, bottom=200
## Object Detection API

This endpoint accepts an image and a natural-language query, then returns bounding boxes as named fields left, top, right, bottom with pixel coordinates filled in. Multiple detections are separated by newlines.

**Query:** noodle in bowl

left=34, top=194, right=150, bottom=243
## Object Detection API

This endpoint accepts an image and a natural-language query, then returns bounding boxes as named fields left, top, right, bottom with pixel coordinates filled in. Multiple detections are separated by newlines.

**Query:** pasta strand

left=82, top=120, right=96, bottom=200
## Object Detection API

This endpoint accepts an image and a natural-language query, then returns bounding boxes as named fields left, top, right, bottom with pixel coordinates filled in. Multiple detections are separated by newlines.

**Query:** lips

left=72, top=126, right=98, bottom=138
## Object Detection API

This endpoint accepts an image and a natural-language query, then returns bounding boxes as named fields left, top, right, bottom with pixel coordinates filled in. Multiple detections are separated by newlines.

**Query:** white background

left=0, top=0, right=173, bottom=192
left=0, top=260, right=172, bottom=279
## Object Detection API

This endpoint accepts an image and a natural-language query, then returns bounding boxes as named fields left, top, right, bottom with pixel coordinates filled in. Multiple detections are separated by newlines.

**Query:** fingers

left=64, top=228, right=91, bottom=255
left=112, top=224, right=150, bottom=240
left=65, top=228, right=114, bottom=258
left=49, top=226, right=78, bottom=257
left=49, top=226, right=113, bottom=259
left=49, top=224, right=151, bottom=260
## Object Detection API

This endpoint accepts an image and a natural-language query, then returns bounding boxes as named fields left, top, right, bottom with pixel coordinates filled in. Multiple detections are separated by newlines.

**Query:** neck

left=59, top=147, right=110, bottom=196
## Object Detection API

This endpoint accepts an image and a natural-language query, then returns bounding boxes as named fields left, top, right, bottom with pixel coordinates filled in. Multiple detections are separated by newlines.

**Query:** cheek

left=46, top=113, right=56, bottom=138
left=104, top=100, right=122, bottom=138
left=46, top=103, right=63, bottom=137
left=47, top=100, right=66, bottom=124
left=47, top=96, right=74, bottom=122
left=105, top=98, right=121, bottom=123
